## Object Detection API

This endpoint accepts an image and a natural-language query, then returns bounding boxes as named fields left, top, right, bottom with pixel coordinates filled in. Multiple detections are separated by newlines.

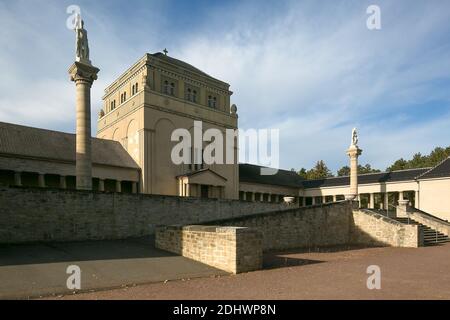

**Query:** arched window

left=186, top=88, right=191, bottom=101
left=135, top=82, right=138, bottom=93
left=170, top=82, right=175, bottom=96
left=132, top=84, right=135, bottom=95
left=192, top=90, right=197, bottom=103
left=123, top=92, right=127, bottom=102
left=213, top=97, right=217, bottom=108
left=208, top=95, right=212, bottom=108
left=163, top=81, right=169, bottom=94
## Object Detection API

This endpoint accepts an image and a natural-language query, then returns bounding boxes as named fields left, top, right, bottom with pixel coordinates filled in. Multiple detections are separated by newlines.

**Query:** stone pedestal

left=68, top=61, right=99, bottom=190
left=397, top=199, right=410, bottom=218
left=346, top=145, right=362, bottom=200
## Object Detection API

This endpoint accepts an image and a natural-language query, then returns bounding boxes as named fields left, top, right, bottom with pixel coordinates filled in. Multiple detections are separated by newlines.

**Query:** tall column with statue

left=346, top=128, right=362, bottom=201
left=68, top=16, right=99, bottom=190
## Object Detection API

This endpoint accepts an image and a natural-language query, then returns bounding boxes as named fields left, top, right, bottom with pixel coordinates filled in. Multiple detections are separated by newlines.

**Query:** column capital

left=68, top=61, right=99, bottom=84
left=346, top=145, right=362, bottom=157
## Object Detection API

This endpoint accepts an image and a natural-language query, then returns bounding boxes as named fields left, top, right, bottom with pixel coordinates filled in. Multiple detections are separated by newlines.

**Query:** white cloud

left=0, top=0, right=449, bottom=173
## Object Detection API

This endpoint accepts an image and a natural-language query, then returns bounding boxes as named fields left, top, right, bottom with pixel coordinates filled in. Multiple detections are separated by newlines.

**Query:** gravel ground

left=44, top=243, right=450, bottom=300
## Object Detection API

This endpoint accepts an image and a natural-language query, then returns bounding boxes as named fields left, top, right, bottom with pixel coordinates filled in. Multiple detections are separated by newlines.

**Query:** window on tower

left=163, top=80, right=169, bottom=94
left=186, top=88, right=192, bottom=101
left=207, top=94, right=219, bottom=109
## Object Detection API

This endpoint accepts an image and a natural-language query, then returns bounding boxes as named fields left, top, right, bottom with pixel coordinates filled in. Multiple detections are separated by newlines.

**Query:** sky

left=1, top=0, right=450, bottom=173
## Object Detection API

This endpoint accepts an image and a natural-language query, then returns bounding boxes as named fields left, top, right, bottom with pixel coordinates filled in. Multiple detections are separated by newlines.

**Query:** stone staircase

left=393, top=217, right=450, bottom=246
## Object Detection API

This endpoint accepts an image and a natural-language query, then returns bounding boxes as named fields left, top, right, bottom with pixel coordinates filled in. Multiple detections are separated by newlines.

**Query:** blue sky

left=1, top=0, right=450, bottom=172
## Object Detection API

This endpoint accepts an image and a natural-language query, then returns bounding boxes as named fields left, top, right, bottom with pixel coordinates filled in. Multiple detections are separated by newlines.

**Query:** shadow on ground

left=0, top=236, right=172, bottom=266
left=262, top=244, right=378, bottom=270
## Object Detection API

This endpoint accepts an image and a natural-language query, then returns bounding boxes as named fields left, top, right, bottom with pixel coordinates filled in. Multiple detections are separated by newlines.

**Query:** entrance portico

left=177, top=168, right=227, bottom=199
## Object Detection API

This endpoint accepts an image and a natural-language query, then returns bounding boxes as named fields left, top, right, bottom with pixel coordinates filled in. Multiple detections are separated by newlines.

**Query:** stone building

left=240, top=161, right=450, bottom=221
left=0, top=121, right=139, bottom=192
left=0, top=51, right=449, bottom=221
left=96, top=52, right=239, bottom=199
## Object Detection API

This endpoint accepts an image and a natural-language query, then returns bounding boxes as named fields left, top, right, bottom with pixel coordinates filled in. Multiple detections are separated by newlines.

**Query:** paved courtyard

left=0, top=237, right=226, bottom=299
left=46, top=243, right=450, bottom=300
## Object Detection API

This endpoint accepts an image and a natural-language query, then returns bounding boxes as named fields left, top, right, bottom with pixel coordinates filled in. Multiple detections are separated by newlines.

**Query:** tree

left=337, top=166, right=350, bottom=176
left=386, top=146, right=450, bottom=171
left=387, top=158, right=408, bottom=171
left=337, top=164, right=380, bottom=176
left=306, top=160, right=333, bottom=180
left=297, top=168, right=308, bottom=179
left=359, top=164, right=381, bottom=174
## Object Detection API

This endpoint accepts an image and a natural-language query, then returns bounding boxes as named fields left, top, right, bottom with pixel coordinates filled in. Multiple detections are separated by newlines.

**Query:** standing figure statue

left=351, top=128, right=358, bottom=147
left=75, top=14, right=90, bottom=64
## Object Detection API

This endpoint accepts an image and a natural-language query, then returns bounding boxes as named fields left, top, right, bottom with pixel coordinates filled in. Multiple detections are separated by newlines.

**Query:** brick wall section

left=155, top=225, right=263, bottom=274
left=205, top=201, right=355, bottom=251
left=351, top=210, right=423, bottom=248
left=0, top=186, right=287, bottom=244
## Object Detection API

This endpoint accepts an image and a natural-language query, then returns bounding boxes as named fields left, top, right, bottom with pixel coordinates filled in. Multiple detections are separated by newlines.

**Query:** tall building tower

left=96, top=52, right=238, bottom=199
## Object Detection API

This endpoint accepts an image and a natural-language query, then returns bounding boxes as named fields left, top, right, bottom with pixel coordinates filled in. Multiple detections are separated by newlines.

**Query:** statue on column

left=75, top=14, right=91, bottom=65
left=351, top=127, right=358, bottom=147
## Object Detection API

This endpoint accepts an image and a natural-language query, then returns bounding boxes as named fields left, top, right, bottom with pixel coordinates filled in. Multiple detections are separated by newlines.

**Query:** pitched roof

left=177, top=168, right=227, bottom=181
left=302, top=168, right=430, bottom=189
left=150, top=52, right=228, bottom=85
left=239, top=163, right=304, bottom=188
left=0, top=122, right=139, bottom=169
left=417, top=157, right=450, bottom=180
left=239, top=163, right=432, bottom=189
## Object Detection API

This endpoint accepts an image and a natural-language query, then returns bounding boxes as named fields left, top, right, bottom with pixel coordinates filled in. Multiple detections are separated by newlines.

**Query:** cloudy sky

left=1, top=0, right=449, bottom=173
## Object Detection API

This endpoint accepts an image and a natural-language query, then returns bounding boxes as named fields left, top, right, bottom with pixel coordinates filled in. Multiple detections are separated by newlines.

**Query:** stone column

left=369, top=193, right=375, bottom=209
left=38, top=174, right=45, bottom=188
left=333, top=195, right=337, bottom=202
left=116, top=180, right=122, bottom=193
left=260, top=193, right=264, bottom=202
left=60, top=176, right=67, bottom=189
left=251, top=192, right=255, bottom=202
left=399, top=191, right=404, bottom=202
left=415, top=190, right=419, bottom=209
left=383, top=193, right=389, bottom=211
left=242, top=192, right=247, bottom=201
left=311, top=197, right=316, bottom=205
left=132, top=182, right=138, bottom=194
left=14, top=171, right=22, bottom=186
left=267, top=194, right=271, bottom=202
left=346, top=144, right=362, bottom=200
left=69, top=62, right=99, bottom=191
left=99, top=179, right=105, bottom=192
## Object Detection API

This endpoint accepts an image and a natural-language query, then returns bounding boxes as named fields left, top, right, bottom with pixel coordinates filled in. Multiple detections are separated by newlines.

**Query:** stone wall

left=0, top=185, right=287, bottom=244
left=205, top=201, right=355, bottom=251
left=409, top=210, right=450, bottom=237
left=155, top=225, right=262, bottom=274
left=351, top=210, right=423, bottom=248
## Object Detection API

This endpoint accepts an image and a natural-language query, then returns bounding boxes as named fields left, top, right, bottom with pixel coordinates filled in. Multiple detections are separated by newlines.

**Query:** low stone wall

left=0, top=185, right=287, bottom=244
left=155, top=225, right=263, bottom=274
left=351, top=210, right=423, bottom=248
left=205, top=201, right=355, bottom=251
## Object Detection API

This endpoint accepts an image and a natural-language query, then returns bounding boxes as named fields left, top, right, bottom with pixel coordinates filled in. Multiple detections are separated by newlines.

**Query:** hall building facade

left=0, top=52, right=449, bottom=221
